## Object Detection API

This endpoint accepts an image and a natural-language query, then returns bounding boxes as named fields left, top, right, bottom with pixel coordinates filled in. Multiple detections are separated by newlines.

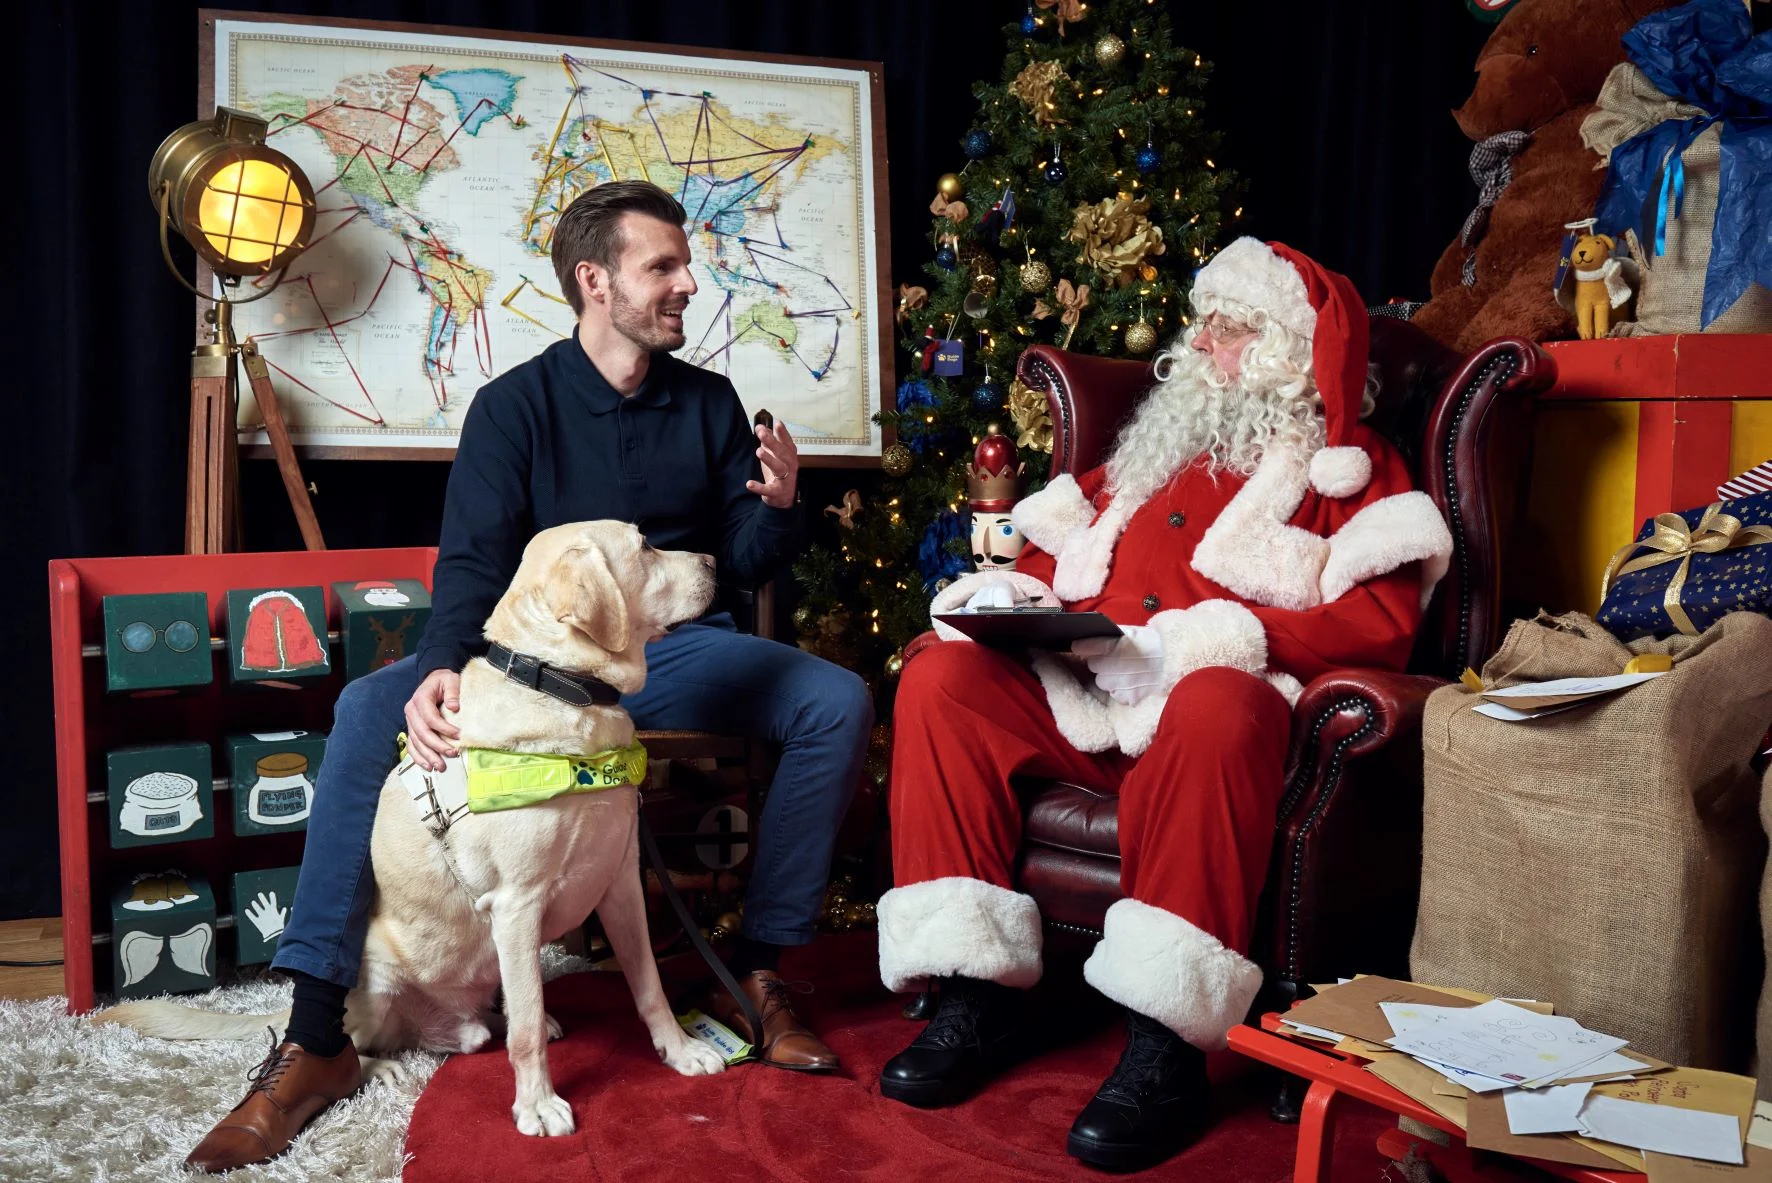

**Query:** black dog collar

left=483, top=643, right=623, bottom=707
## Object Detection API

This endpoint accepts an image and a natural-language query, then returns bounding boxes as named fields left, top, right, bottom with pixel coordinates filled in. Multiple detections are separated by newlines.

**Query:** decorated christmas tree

left=792, top=0, right=1238, bottom=691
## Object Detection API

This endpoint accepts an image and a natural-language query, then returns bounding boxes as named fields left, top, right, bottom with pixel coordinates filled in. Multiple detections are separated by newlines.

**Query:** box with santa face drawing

left=331, top=579, right=430, bottom=681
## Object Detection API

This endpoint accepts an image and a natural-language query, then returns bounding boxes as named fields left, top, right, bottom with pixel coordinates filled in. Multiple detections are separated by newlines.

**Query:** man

left=186, top=181, right=872, bottom=1172
left=875, top=239, right=1453, bottom=1171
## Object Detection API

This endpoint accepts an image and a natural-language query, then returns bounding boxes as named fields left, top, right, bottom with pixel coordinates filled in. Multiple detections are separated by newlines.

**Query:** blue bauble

left=973, top=379, right=1004, bottom=411
left=934, top=245, right=958, bottom=270
left=962, top=128, right=993, bottom=160
left=1020, top=10, right=1039, bottom=34
left=1135, top=143, right=1162, bottom=174
left=1043, top=160, right=1068, bottom=185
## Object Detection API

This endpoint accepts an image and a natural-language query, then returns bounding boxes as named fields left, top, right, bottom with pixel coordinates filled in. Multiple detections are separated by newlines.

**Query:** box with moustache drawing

left=331, top=579, right=430, bottom=682
left=231, top=866, right=302, bottom=966
left=105, top=741, right=214, bottom=849
left=226, top=731, right=326, bottom=836
left=109, top=872, right=217, bottom=998
left=224, top=586, right=332, bottom=684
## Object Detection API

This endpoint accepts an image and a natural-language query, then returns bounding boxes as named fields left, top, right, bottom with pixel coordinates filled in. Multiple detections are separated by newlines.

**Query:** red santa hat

left=1190, top=238, right=1372, bottom=495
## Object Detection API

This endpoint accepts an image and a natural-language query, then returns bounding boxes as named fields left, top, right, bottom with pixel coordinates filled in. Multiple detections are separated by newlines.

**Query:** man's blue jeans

left=272, top=614, right=873, bottom=986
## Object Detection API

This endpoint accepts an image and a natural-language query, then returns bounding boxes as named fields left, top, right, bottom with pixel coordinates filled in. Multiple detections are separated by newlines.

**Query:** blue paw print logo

left=576, top=766, right=594, bottom=785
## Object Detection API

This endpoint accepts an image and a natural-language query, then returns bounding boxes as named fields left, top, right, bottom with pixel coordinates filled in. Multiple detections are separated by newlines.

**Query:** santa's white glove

left=964, top=576, right=1026, bottom=611
left=244, top=891, right=288, bottom=942
left=1073, top=625, right=1166, bottom=706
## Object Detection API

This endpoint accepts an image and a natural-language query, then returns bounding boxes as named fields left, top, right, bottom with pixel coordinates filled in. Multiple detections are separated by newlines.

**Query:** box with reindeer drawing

left=332, top=579, right=430, bottom=682
left=225, top=731, right=326, bottom=836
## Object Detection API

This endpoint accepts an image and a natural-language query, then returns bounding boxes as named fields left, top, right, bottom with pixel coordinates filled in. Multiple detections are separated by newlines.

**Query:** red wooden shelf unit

left=48, top=547, right=437, bottom=1014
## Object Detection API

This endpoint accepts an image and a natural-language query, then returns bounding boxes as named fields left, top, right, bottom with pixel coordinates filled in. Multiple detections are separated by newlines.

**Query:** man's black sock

left=282, top=970, right=352, bottom=1058
left=728, top=935, right=783, bottom=979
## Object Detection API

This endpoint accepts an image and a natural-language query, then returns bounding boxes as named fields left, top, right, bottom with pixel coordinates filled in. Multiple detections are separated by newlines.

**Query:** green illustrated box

left=224, top=586, right=331, bottom=684
left=105, top=742, right=214, bottom=849
left=102, top=592, right=212, bottom=693
left=231, top=866, right=301, bottom=966
left=227, top=731, right=326, bottom=836
left=331, top=579, right=430, bottom=681
left=110, top=872, right=216, bottom=998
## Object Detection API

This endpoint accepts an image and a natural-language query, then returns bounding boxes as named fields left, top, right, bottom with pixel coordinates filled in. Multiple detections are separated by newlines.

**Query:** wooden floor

left=0, top=917, right=65, bottom=1002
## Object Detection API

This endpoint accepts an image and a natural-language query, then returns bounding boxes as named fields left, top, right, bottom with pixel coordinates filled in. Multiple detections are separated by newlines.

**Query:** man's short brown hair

left=550, top=181, right=688, bottom=314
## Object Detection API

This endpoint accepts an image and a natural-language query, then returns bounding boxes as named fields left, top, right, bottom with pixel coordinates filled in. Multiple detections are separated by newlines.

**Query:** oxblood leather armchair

left=905, top=319, right=1551, bottom=1019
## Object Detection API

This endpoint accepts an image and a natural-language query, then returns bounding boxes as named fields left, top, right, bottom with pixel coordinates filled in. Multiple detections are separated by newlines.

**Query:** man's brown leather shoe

left=185, top=1038, right=361, bottom=1172
left=705, top=970, right=839, bottom=1071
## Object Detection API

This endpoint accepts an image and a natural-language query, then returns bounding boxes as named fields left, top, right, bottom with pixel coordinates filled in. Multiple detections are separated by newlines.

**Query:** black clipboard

left=935, top=609, right=1123, bottom=648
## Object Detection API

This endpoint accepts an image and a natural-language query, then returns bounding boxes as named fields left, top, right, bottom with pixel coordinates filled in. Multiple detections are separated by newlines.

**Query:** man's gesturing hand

left=747, top=421, right=799, bottom=509
left=404, top=668, right=462, bottom=772
left=1073, top=625, right=1166, bottom=706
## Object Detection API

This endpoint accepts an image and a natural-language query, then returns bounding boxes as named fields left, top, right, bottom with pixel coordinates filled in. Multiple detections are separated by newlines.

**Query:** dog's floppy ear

left=1598, top=234, right=1616, bottom=251
left=546, top=544, right=631, bottom=653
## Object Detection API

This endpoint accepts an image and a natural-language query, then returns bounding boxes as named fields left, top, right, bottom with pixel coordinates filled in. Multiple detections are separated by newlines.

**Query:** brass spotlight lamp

left=149, top=106, right=324, bottom=553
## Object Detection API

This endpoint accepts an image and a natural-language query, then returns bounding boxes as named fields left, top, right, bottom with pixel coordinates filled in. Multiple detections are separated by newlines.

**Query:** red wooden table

left=1228, top=1014, right=1643, bottom=1183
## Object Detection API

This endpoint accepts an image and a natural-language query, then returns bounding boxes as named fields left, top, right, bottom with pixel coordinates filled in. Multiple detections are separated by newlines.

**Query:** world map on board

left=215, top=20, right=884, bottom=455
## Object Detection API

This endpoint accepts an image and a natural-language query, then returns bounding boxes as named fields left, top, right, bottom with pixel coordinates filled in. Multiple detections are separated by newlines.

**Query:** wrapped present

left=1597, top=493, right=1772, bottom=640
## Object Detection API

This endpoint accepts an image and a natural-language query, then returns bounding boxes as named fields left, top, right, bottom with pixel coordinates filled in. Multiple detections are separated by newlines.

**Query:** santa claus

left=875, top=239, right=1454, bottom=1171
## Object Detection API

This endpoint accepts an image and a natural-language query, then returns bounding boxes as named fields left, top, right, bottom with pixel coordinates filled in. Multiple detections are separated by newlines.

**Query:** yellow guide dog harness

left=396, top=736, right=648, bottom=838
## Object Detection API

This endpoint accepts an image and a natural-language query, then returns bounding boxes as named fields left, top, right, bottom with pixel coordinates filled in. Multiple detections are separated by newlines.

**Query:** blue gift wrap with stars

left=1596, top=490, right=1772, bottom=641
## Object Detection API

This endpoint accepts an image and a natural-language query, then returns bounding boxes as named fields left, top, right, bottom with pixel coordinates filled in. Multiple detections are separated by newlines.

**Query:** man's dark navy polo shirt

left=416, top=333, right=800, bottom=677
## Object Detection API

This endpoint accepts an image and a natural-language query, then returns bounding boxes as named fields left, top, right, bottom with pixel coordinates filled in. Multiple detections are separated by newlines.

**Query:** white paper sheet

left=1549, top=1050, right=1651, bottom=1083
left=1504, top=1082, right=1592, bottom=1134
left=1474, top=700, right=1591, bottom=722
left=1750, top=1100, right=1772, bottom=1152
left=1413, top=1055, right=1512, bottom=1093
left=1576, top=1095, right=1744, bottom=1165
left=1280, top=1020, right=1344, bottom=1042
left=1480, top=672, right=1666, bottom=698
left=1383, top=999, right=1626, bottom=1085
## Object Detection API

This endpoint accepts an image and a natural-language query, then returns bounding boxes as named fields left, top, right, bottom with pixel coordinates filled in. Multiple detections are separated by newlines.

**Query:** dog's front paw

left=659, top=1033, right=727, bottom=1077
left=513, top=1093, right=576, bottom=1137
left=360, top=1055, right=409, bottom=1086
left=545, top=1012, right=564, bottom=1041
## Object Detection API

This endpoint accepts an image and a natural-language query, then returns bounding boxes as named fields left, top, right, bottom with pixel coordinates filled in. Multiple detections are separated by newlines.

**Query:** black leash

left=637, top=810, right=765, bottom=1063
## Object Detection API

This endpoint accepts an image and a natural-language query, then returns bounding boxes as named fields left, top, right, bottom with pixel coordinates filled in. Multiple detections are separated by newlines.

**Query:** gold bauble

left=881, top=442, right=913, bottom=477
left=1094, top=33, right=1127, bottom=69
left=844, top=901, right=877, bottom=928
left=792, top=604, right=814, bottom=630
left=1019, top=259, right=1053, bottom=294
left=1140, top=263, right=1159, bottom=283
left=884, top=650, right=905, bottom=680
left=1123, top=319, right=1159, bottom=355
left=716, top=911, right=743, bottom=934
left=937, top=172, right=967, bottom=202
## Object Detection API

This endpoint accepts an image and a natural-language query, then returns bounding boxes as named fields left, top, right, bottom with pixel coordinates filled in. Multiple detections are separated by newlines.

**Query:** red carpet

left=403, top=932, right=1393, bottom=1182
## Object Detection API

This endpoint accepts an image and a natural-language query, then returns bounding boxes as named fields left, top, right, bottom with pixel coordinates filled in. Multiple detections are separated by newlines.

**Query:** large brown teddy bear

left=1412, top=0, right=1676, bottom=354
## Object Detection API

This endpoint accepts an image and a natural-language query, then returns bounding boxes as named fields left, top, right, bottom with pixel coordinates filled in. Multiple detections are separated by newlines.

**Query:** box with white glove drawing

left=231, top=866, right=301, bottom=966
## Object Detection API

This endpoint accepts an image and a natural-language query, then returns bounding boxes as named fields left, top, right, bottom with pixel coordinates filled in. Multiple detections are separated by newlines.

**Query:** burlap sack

left=1581, top=63, right=1772, bottom=336
left=1412, top=610, right=1771, bottom=1069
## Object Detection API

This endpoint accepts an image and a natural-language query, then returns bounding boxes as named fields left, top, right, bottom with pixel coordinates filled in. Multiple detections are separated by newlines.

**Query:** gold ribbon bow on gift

left=929, top=193, right=969, bottom=223
left=1599, top=502, right=1772, bottom=636
left=895, top=283, right=928, bottom=326
left=1033, top=278, right=1091, bottom=348
left=1035, top=0, right=1085, bottom=35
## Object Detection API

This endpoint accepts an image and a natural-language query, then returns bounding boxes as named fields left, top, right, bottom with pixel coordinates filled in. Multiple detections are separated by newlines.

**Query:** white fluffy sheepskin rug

left=0, top=951, right=595, bottom=1182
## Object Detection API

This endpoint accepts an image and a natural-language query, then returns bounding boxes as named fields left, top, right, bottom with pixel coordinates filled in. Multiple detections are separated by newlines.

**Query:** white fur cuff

left=1319, top=491, right=1454, bottom=605
left=1031, top=654, right=1117, bottom=753
left=1149, top=600, right=1268, bottom=687
left=1082, top=898, right=1264, bottom=1051
left=1309, top=446, right=1372, bottom=498
left=877, top=877, right=1043, bottom=992
left=929, top=571, right=1063, bottom=641
left=1012, top=474, right=1096, bottom=554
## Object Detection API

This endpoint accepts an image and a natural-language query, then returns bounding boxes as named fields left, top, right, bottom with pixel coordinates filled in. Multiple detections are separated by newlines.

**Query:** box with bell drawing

left=1596, top=489, right=1772, bottom=641
left=109, top=872, right=217, bottom=998
left=226, top=731, right=326, bottom=836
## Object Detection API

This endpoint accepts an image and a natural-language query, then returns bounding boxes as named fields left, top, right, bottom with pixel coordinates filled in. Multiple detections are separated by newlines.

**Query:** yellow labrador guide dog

left=100, top=521, right=727, bottom=1136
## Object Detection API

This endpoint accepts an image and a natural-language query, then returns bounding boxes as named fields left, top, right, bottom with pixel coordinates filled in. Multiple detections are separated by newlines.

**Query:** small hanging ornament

left=1019, top=252, right=1053, bottom=294
left=1095, top=32, right=1127, bottom=69
left=1124, top=300, right=1158, bottom=355
left=1135, top=139, right=1163, bottom=174
left=1021, top=2, right=1039, bottom=35
left=793, top=604, right=814, bottom=631
left=973, top=368, right=1004, bottom=412
left=881, top=442, right=913, bottom=477
left=937, top=168, right=967, bottom=202
left=962, top=128, right=993, bottom=160
left=934, top=240, right=958, bottom=271
left=884, top=649, right=905, bottom=679
left=1043, top=142, right=1068, bottom=186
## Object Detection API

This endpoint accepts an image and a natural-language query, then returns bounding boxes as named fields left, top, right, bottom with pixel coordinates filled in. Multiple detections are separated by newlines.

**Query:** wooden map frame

left=199, top=9, right=894, bottom=469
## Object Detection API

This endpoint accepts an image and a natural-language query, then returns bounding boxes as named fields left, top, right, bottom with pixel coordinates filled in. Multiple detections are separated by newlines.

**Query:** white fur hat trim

left=1191, top=237, right=1315, bottom=341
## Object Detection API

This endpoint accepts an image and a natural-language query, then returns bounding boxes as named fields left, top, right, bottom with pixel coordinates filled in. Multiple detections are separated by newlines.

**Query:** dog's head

left=1571, top=233, right=1616, bottom=269
left=488, top=521, right=716, bottom=693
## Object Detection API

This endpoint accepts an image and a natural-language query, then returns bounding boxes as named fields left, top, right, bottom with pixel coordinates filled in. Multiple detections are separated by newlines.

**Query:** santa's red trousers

left=890, top=640, right=1290, bottom=959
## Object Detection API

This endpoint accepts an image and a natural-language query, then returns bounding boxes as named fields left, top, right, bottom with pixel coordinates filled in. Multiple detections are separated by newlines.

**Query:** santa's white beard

left=1105, top=342, right=1326, bottom=508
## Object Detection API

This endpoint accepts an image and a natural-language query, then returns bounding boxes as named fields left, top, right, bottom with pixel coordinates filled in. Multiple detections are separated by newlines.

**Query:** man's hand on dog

left=747, top=421, right=799, bottom=509
left=406, top=669, right=463, bottom=771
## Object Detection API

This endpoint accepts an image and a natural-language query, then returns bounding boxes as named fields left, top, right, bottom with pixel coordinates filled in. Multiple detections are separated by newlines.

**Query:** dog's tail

left=92, top=1000, right=291, bottom=1042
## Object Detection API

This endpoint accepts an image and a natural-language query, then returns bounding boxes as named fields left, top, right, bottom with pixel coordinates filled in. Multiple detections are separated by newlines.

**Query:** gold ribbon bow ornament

left=895, top=283, right=927, bottom=326
left=1033, top=278, right=1091, bottom=348
left=1035, top=0, right=1085, bottom=36
left=1600, top=502, right=1772, bottom=635
left=929, top=193, right=969, bottom=224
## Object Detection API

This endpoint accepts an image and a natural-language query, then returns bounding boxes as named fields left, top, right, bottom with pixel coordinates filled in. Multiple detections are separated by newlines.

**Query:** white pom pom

left=1308, top=446, right=1371, bottom=498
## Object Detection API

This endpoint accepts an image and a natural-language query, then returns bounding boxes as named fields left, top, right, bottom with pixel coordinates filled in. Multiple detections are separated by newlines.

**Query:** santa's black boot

left=1066, top=1011, right=1211, bottom=1171
left=879, top=976, right=1020, bottom=1108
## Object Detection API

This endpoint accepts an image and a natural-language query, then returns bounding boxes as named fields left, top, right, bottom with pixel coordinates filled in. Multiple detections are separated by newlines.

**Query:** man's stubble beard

left=609, top=277, right=687, bottom=353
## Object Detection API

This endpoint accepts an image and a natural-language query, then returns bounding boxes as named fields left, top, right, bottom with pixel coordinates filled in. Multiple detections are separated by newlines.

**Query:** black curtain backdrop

left=3, top=1, right=1489, bottom=920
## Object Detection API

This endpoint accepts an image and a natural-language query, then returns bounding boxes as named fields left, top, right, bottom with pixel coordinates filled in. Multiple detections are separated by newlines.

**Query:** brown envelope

left=1365, top=1053, right=1469, bottom=1129
left=1282, top=976, right=1477, bottom=1045
left=1465, top=1091, right=1636, bottom=1171
left=1645, top=1143, right=1772, bottom=1183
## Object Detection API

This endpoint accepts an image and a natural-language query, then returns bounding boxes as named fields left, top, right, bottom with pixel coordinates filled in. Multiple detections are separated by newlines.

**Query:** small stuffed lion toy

left=1557, top=230, right=1637, bottom=339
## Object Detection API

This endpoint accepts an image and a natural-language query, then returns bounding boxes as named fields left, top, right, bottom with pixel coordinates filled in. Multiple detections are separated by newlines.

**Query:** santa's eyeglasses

left=118, top=619, right=204, bottom=655
left=1195, top=313, right=1259, bottom=343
